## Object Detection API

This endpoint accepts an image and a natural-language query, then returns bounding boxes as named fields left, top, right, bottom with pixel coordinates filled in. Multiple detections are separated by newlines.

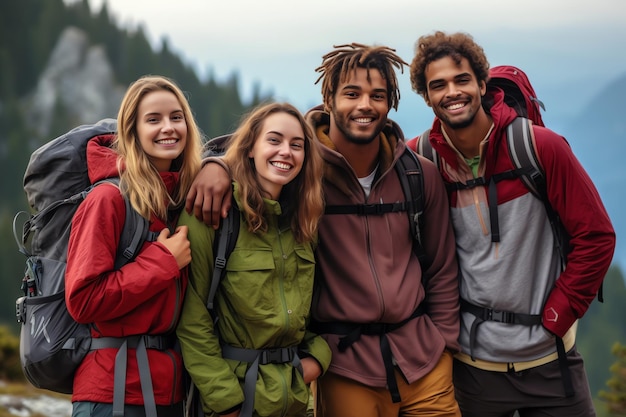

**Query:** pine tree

left=600, top=342, right=626, bottom=415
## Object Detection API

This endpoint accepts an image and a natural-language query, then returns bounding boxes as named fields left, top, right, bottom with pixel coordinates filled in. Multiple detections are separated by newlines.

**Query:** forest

left=0, top=0, right=268, bottom=326
left=0, top=0, right=624, bottom=414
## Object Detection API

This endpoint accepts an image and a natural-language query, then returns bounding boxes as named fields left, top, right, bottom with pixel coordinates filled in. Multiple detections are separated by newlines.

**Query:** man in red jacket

left=407, top=30, right=615, bottom=416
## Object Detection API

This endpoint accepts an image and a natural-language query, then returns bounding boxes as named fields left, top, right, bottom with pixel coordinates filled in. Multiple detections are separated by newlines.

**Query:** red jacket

left=407, top=91, right=615, bottom=363
left=65, top=135, right=186, bottom=405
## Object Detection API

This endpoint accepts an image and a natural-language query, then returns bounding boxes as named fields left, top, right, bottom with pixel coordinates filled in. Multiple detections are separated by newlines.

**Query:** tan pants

left=315, top=350, right=460, bottom=417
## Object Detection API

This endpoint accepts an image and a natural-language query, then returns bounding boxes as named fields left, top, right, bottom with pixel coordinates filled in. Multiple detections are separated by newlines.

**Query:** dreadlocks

left=314, top=43, right=407, bottom=111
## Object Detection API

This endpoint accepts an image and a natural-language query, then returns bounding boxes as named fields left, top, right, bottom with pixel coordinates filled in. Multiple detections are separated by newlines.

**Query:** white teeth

left=271, top=161, right=291, bottom=170
left=354, top=118, right=372, bottom=123
left=446, top=103, right=465, bottom=110
left=157, top=139, right=177, bottom=144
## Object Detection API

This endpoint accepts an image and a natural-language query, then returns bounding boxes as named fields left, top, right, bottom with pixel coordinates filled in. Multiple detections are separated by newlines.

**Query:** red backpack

left=488, top=65, right=545, bottom=127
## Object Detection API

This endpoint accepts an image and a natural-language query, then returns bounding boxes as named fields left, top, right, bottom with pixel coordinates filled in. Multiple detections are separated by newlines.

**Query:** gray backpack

left=13, top=119, right=152, bottom=394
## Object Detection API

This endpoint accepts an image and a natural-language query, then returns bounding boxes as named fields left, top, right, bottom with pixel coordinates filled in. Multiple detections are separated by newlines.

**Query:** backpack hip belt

left=460, top=298, right=541, bottom=361
left=90, top=334, right=178, bottom=417
left=460, top=298, right=574, bottom=397
left=309, top=303, right=426, bottom=404
left=221, top=344, right=302, bottom=417
left=90, top=334, right=177, bottom=350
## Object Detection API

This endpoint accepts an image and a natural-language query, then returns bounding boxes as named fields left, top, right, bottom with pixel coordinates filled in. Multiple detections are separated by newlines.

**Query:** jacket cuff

left=201, top=156, right=231, bottom=177
left=218, top=404, right=242, bottom=415
left=542, top=287, right=577, bottom=337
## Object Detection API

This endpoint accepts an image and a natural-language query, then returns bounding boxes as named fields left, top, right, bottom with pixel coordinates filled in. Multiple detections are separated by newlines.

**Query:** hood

left=481, top=88, right=519, bottom=178
left=86, top=134, right=120, bottom=183
left=86, top=134, right=180, bottom=197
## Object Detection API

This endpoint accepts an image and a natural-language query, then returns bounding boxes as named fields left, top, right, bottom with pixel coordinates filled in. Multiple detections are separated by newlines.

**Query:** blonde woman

left=65, top=75, right=202, bottom=417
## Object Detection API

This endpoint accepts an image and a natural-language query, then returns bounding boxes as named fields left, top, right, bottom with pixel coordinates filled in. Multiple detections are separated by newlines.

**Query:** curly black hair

left=409, top=31, right=490, bottom=99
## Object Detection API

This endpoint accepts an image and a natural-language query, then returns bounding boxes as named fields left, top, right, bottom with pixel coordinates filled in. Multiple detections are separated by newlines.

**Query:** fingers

left=221, top=187, right=234, bottom=219
left=185, top=183, right=198, bottom=214
left=200, top=196, right=219, bottom=230
left=190, top=189, right=220, bottom=229
left=174, top=225, right=188, bottom=236
left=157, top=228, right=171, bottom=243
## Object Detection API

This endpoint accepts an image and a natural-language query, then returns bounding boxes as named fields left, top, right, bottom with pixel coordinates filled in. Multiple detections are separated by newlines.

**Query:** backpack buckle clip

left=215, top=256, right=227, bottom=269
left=16, top=297, right=26, bottom=324
left=260, top=348, right=294, bottom=364
left=486, top=309, right=514, bottom=323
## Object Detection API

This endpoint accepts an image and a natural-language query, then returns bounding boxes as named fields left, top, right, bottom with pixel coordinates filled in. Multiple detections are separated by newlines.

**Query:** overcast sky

left=69, top=0, right=626, bottom=136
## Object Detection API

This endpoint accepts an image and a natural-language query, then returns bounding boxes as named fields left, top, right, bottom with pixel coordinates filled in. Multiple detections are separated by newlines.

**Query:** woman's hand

left=157, top=225, right=191, bottom=269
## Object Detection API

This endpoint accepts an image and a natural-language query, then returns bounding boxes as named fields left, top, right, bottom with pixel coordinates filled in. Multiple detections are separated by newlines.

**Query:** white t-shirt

left=358, top=165, right=379, bottom=198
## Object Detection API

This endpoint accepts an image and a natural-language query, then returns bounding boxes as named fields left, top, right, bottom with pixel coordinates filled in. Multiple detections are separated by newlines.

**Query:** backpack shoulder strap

left=395, top=148, right=428, bottom=272
left=505, top=117, right=545, bottom=198
left=207, top=203, right=240, bottom=311
left=504, top=118, right=585, bottom=296
left=323, top=148, right=429, bottom=272
left=416, top=128, right=440, bottom=171
left=114, top=197, right=156, bottom=270
left=93, top=178, right=157, bottom=270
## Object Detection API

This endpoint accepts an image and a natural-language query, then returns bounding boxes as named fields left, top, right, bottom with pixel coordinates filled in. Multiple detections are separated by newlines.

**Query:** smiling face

left=424, top=55, right=487, bottom=130
left=248, top=111, right=306, bottom=200
left=328, top=67, right=389, bottom=146
left=136, top=90, right=188, bottom=172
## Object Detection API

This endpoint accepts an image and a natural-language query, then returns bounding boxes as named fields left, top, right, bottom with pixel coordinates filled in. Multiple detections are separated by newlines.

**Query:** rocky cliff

left=25, top=26, right=123, bottom=140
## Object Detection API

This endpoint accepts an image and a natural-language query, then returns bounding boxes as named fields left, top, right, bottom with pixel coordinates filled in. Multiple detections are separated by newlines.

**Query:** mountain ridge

left=562, top=73, right=626, bottom=269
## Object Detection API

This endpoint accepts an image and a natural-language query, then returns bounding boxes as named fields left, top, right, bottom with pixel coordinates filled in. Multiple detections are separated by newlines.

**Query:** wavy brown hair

left=222, top=102, right=324, bottom=243
left=314, top=43, right=407, bottom=111
left=115, top=75, right=203, bottom=220
left=410, top=31, right=490, bottom=100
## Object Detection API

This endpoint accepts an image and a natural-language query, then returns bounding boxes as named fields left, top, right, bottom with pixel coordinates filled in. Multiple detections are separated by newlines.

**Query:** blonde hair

left=115, top=75, right=202, bottom=220
left=222, top=102, right=324, bottom=243
left=315, top=43, right=407, bottom=111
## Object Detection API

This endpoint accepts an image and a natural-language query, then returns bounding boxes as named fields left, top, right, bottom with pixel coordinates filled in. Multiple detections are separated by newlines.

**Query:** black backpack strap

left=324, top=201, right=409, bottom=216
left=460, top=298, right=574, bottom=397
left=324, top=149, right=428, bottom=272
left=395, top=149, right=428, bottom=271
left=208, top=203, right=240, bottom=312
left=461, top=299, right=542, bottom=361
left=428, top=118, right=568, bottom=252
left=309, top=304, right=426, bottom=404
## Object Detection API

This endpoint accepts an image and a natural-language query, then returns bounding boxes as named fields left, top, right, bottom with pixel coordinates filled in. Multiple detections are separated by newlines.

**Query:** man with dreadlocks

left=186, top=43, right=461, bottom=416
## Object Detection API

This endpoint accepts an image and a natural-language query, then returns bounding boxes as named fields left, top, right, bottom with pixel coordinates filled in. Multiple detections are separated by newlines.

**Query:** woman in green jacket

left=177, top=102, right=330, bottom=417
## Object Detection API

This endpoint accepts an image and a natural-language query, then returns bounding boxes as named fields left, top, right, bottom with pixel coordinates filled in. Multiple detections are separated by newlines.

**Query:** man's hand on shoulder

left=185, top=160, right=233, bottom=229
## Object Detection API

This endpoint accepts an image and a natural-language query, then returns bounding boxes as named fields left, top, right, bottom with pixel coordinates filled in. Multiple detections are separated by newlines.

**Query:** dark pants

left=72, top=402, right=184, bottom=417
left=453, top=347, right=595, bottom=417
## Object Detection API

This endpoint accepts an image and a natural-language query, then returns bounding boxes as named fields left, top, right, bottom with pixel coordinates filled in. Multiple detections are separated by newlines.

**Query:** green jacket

left=177, top=184, right=331, bottom=416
